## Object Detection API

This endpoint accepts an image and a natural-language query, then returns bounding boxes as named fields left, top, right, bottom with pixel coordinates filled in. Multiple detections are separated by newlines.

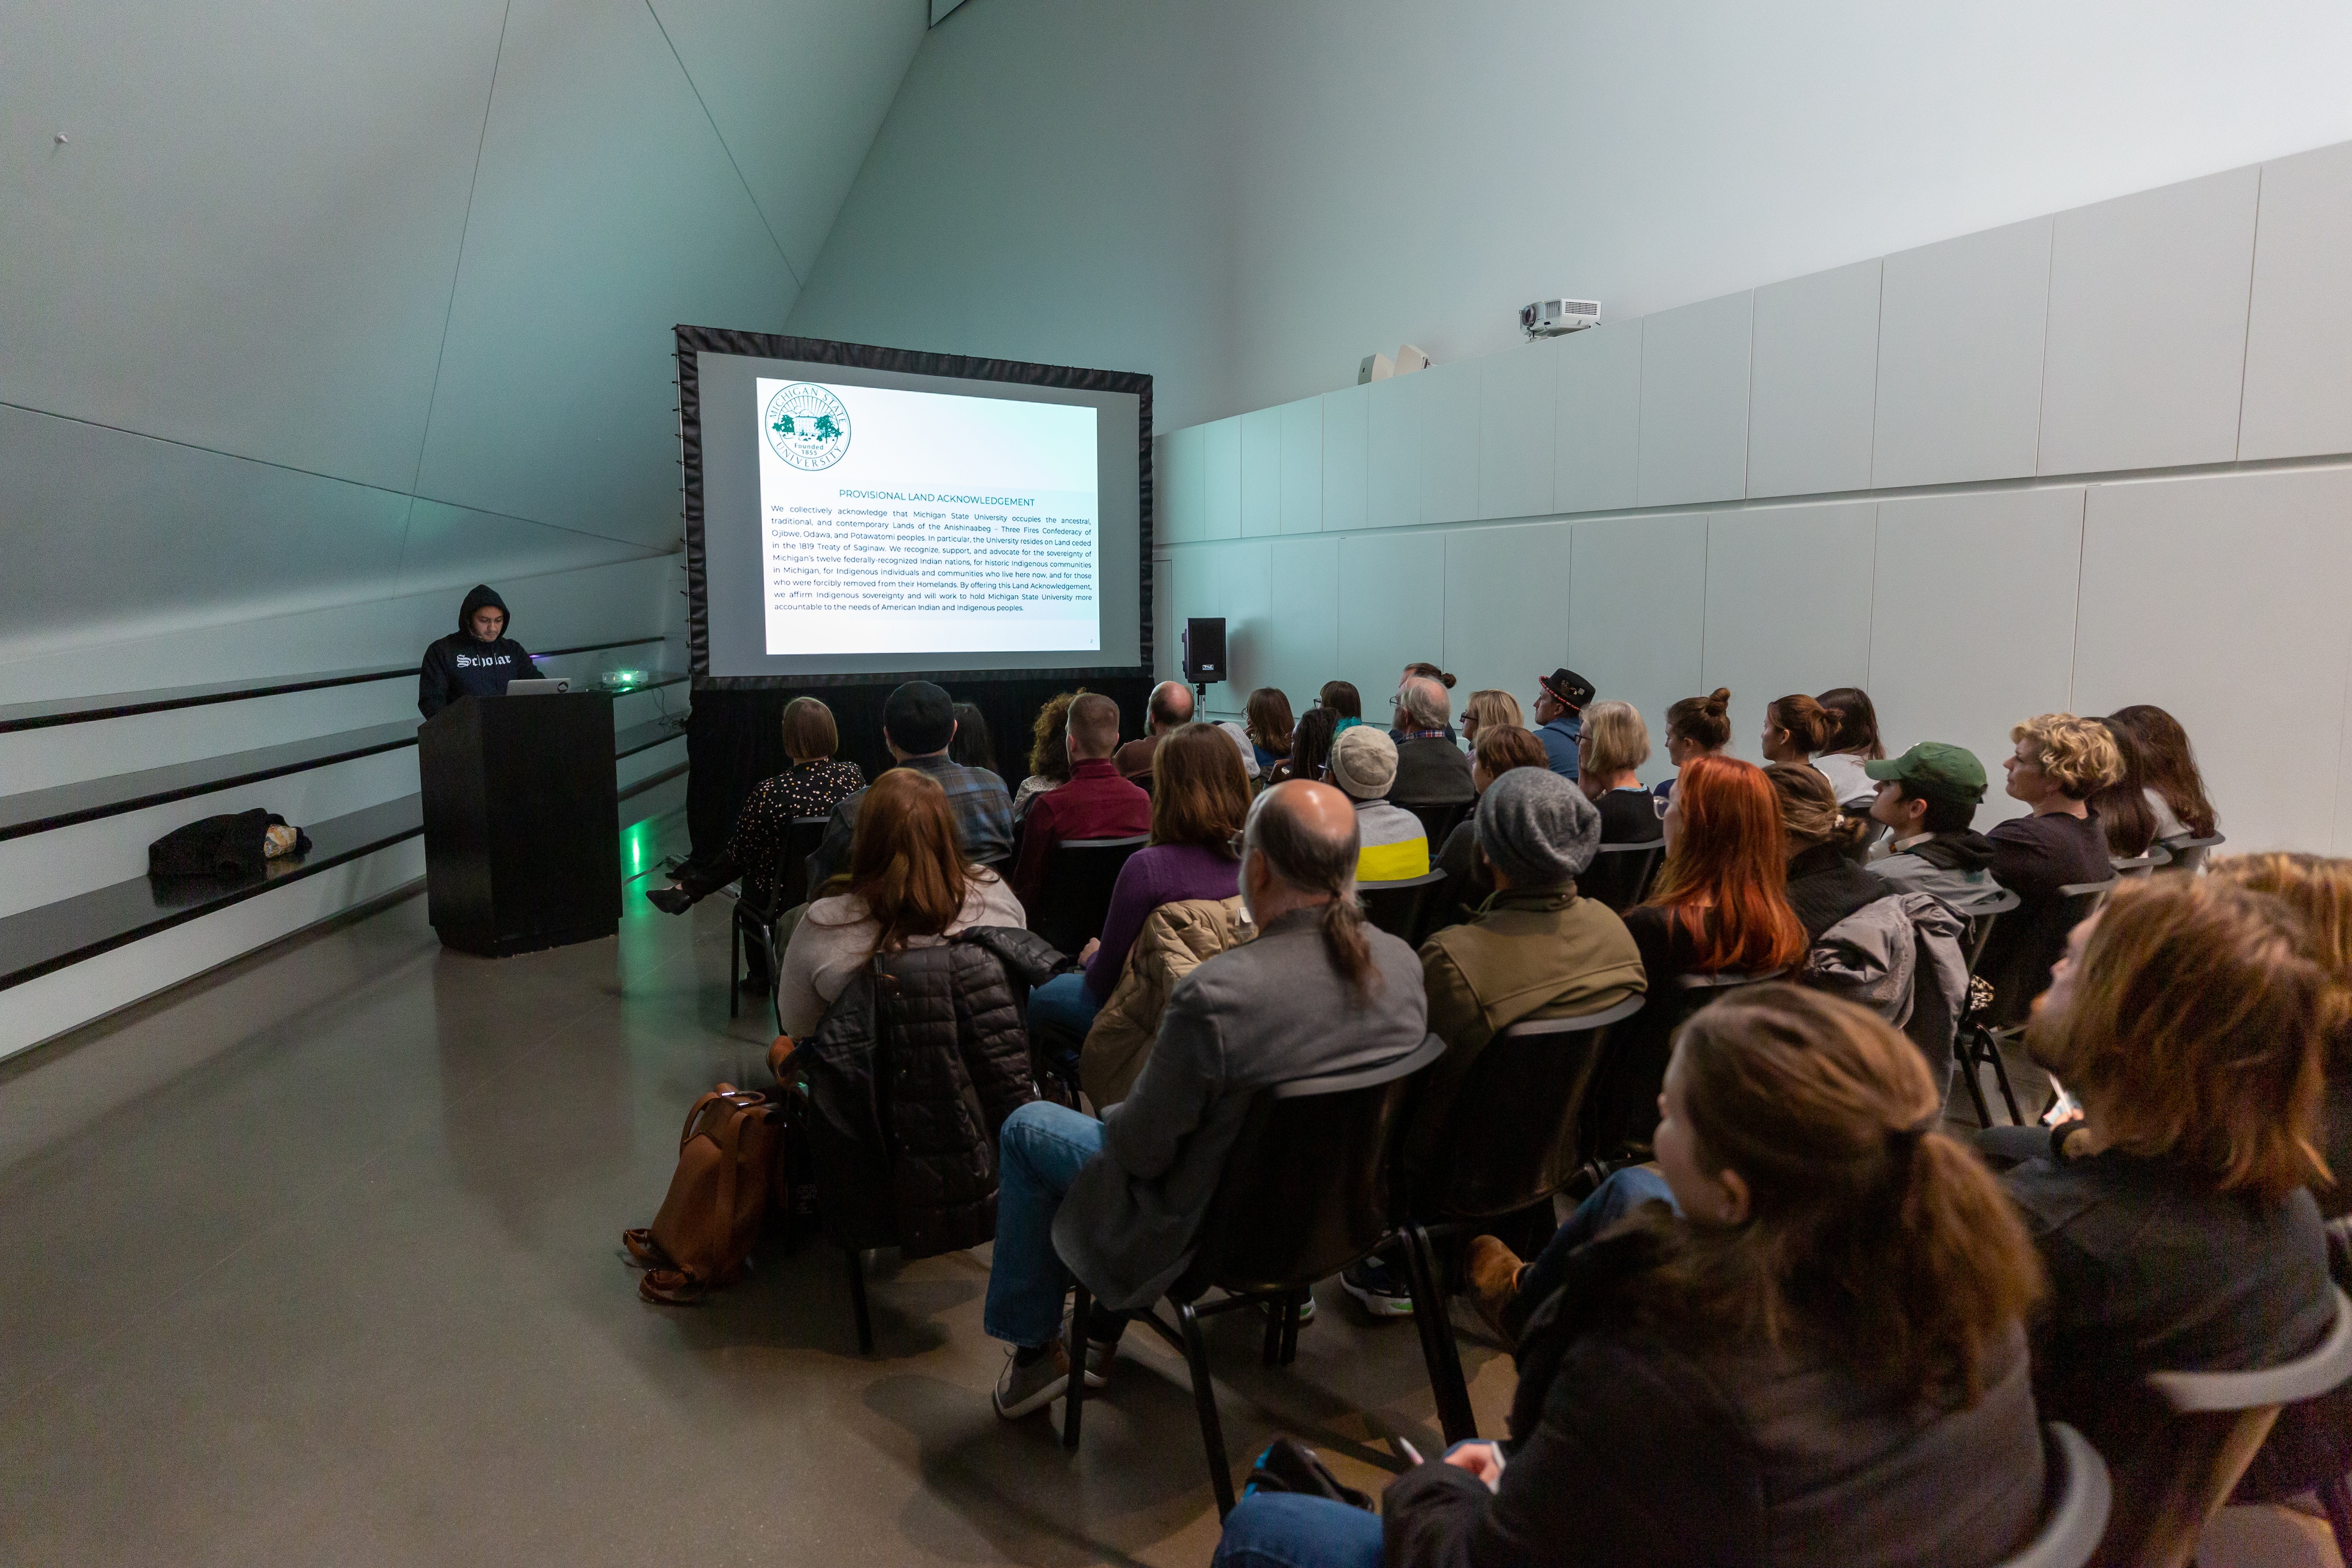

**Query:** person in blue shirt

left=1532, top=667, right=1594, bottom=781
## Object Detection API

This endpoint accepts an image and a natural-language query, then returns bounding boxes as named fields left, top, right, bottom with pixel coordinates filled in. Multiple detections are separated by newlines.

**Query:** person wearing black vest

left=418, top=584, right=533, bottom=718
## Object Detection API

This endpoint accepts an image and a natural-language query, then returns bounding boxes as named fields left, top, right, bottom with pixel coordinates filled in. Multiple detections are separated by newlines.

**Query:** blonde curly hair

left=2011, top=713, right=2123, bottom=800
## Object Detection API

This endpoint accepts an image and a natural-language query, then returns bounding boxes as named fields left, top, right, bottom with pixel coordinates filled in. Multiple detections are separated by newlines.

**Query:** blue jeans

left=1514, top=1165, right=1677, bottom=1320
left=984, top=1100, right=1105, bottom=1346
left=1026, top=971, right=1103, bottom=1075
left=1213, top=1491, right=1384, bottom=1568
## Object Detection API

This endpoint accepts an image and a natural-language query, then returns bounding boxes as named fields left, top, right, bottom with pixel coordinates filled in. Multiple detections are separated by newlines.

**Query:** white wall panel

left=1278, top=397, right=1323, bottom=534
left=1442, top=524, right=1573, bottom=708
left=1872, top=217, right=2052, bottom=489
left=1240, top=407, right=1281, bottom=537
left=1366, top=372, right=1423, bottom=531
left=1869, top=488, right=2085, bottom=827
left=1158, top=545, right=1223, bottom=683
left=413, top=0, right=801, bottom=546
left=1700, top=503, right=1878, bottom=762
left=1263, top=536, right=1341, bottom=709
left=394, top=501, right=651, bottom=599
left=2073, top=469, right=2352, bottom=852
left=2038, top=166, right=2260, bottom=475
left=1553, top=320, right=1642, bottom=516
left=2239, top=142, right=2352, bottom=461
left=1214, top=541, right=1274, bottom=706
left=1477, top=340, right=1558, bottom=521
left=1568, top=515, right=1707, bottom=785
left=2336, top=671, right=2352, bottom=857
left=1417, top=358, right=1482, bottom=526
left=1747, top=260, right=1880, bottom=498
left=1158, top=426, right=1206, bottom=544
left=1338, top=532, right=1446, bottom=705
left=1202, top=417, right=1242, bottom=539
left=1320, top=385, right=1370, bottom=533
left=1637, top=293, right=1753, bottom=507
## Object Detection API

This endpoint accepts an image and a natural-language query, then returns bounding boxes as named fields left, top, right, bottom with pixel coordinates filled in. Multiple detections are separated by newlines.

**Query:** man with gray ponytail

left=984, top=781, right=1431, bottom=1420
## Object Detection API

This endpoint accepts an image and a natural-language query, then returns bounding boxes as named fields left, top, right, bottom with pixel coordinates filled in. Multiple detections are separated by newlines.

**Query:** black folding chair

left=2112, top=846, right=2172, bottom=879
left=1579, top=840, right=1664, bottom=912
left=1394, top=993, right=1646, bottom=1443
left=2157, top=831, right=2225, bottom=876
left=1961, top=879, right=2114, bottom=1125
left=1403, top=799, right=1472, bottom=853
left=1060, top=1033, right=1447, bottom=1518
left=1358, top=870, right=1448, bottom=944
left=1580, top=967, right=1786, bottom=1164
left=1946, top=886, right=2022, bottom=1125
left=1025, top=834, right=1149, bottom=956
left=729, top=815, right=831, bottom=1025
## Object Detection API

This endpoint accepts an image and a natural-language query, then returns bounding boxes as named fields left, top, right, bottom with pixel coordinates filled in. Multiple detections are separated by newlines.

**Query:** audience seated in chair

left=1972, top=714, right=2122, bottom=1025
left=1759, top=692, right=1834, bottom=775
left=647, top=695, right=862, bottom=922
left=1025, top=722, right=1252, bottom=1097
left=1530, top=667, right=1593, bottom=781
left=1340, top=768, right=1646, bottom=1317
left=1221, top=986, right=2048, bottom=1568
left=984, top=781, right=1429, bottom=1418
left=1317, top=679, right=1363, bottom=729
left=1012, top=690, right=1080, bottom=822
left=2087, top=715, right=2161, bottom=862
left=806, top=681, right=1015, bottom=890
left=1994, top=875, right=2335, bottom=1492
left=1651, top=685, right=1732, bottom=805
left=1389, top=662, right=1458, bottom=744
left=1272, top=705, right=1338, bottom=786
left=1457, top=688, right=1522, bottom=751
left=1113, top=680, right=1195, bottom=781
left=1578, top=700, right=1663, bottom=846
left=775, top=769, right=1025, bottom=1039
left=1244, top=687, right=1294, bottom=778
left=1387, top=675, right=1476, bottom=810
left=1812, top=685, right=1886, bottom=809
left=1327, top=726, right=1430, bottom=882
left=2108, top=702, right=2220, bottom=853
left=1009, top=693, right=1150, bottom=908
left=1434, top=724, right=1549, bottom=925
left=1862, top=741, right=1998, bottom=905
left=1767, top=763, right=1887, bottom=941
left=948, top=699, right=997, bottom=775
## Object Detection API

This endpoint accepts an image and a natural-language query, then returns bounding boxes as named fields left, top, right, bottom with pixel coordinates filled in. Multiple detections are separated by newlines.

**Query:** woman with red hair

left=1627, top=752, right=1809, bottom=984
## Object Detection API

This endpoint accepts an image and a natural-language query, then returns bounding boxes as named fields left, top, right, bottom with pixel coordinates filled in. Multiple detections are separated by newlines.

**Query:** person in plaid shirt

left=806, top=682, right=1014, bottom=892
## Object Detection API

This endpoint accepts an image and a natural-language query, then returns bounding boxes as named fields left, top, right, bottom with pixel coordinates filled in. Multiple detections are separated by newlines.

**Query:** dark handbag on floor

left=148, top=809, right=295, bottom=878
left=624, top=1085, right=781, bottom=1304
left=1241, top=1438, right=1375, bottom=1510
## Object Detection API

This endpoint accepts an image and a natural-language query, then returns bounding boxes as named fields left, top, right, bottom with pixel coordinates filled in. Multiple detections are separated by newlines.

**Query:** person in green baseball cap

left=1862, top=741, right=1999, bottom=904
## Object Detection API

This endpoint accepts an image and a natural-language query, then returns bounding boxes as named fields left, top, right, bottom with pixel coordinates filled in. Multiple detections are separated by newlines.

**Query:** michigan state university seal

left=763, top=383, right=852, bottom=471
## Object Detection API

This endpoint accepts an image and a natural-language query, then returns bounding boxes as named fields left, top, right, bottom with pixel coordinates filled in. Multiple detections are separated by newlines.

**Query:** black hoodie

left=418, top=585, right=533, bottom=718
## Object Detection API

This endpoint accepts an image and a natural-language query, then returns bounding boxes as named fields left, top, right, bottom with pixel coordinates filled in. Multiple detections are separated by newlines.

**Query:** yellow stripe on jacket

left=1354, top=801, right=1432, bottom=883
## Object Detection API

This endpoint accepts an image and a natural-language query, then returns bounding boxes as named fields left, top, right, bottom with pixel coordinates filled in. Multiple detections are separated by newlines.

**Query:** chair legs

left=1982, top=1029, right=2024, bottom=1124
left=728, top=915, right=741, bottom=1018
left=845, top=1246, right=873, bottom=1355
left=2320, top=1473, right=2352, bottom=1566
left=1959, top=1025, right=2023, bottom=1126
left=1959, top=1030, right=1995, bottom=1126
left=1402, top=1228, right=1478, bottom=1445
left=1061, top=1282, right=1090, bottom=1450
left=1177, top=1299, right=1238, bottom=1518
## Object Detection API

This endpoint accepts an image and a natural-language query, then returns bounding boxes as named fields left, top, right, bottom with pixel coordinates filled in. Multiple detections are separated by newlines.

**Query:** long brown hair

left=1647, top=755, right=1808, bottom=973
left=2032, top=877, right=2333, bottom=1202
left=2108, top=703, right=2218, bottom=838
left=1028, top=691, right=1081, bottom=783
left=1318, top=680, right=1362, bottom=721
left=834, top=769, right=970, bottom=956
left=1245, top=687, right=1294, bottom=757
left=1816, top=686, right=1884, bottom=760
left=1152, top=724, right=1252, bottom=852
left=1473, top=722, right=1548, bottom=778
left=2089, top=717, right=2158, bottom=858
left=1281, top=706, right=1340, bottom=783
left=1641, top=986, right=2043, bottom=1408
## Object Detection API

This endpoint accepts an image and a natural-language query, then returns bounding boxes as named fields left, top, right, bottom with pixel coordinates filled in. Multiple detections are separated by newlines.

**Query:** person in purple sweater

left=1028, top=724, right=1253, bottom=1069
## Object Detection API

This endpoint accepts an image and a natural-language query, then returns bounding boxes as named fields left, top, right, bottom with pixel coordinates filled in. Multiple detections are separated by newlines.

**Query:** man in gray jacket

left=985, top=780, right=1430, bottom=1418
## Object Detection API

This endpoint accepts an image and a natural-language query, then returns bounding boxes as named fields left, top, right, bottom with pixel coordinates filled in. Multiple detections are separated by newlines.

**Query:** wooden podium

left=419, top=693, right=621, bottom=956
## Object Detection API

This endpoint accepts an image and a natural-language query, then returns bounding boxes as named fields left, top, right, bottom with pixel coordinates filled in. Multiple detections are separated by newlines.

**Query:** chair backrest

left=1580, top=841, right=1664, bottom=912
left=1357, top=870, right=1448, bottom=943
left=1415, top=994, right=1646, bottom=1219
left=1999, top=1424, right=2111, bottom=1568
left=1949, top=886, right=2023, bottom=978
left=1979, top=881, right=2115, bottom=1030
left=2157, top=832, right=2224, bottom=876
left=1182, top=1033, right=1446, bottom=1298
left=1026, top=834, right=1149, bottom=956
left=2094, top=1286, right=2352, bottom=1568
left=2111, top=846, right=2171, bottom=879
left=759, top=815, right=832, bottom=915
left=1577, top=967, right=1787, bottom=1162
left=1405, top=799, right=1471, bottom=852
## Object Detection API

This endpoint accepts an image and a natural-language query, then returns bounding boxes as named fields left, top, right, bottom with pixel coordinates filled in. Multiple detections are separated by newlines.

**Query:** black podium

left=419, top=693, right=621, bottom=956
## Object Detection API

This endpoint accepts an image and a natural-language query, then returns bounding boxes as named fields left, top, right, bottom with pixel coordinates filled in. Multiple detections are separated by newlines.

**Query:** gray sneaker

left=992, top=1343, right=1072, bottom=1420
left=1063, top=1308, right=1114, bottom=1387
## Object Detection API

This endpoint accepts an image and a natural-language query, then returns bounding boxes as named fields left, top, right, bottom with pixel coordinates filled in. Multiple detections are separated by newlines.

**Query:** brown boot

left=1464, top=1235, right=1524, bottom=1348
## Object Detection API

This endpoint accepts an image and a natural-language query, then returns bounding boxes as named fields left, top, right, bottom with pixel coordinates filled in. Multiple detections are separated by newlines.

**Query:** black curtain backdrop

left=683, top=675, right=1156, bottom=867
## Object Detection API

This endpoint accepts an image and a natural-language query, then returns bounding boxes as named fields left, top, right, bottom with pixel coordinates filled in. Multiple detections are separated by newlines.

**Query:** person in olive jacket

left=1213, top=986, right=2050, bottom=1568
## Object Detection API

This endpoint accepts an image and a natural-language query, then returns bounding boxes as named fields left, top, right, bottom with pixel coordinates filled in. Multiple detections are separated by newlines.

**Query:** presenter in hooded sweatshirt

left=418, top=585, right=533, bottom=718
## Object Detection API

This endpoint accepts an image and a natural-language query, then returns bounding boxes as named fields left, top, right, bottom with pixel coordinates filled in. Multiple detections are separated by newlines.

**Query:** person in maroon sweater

left=1010, top=692, right=1151, bottom=907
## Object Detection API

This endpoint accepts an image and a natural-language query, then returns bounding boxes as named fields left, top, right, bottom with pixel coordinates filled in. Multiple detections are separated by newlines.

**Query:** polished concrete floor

left=0, top=808, right=1516, bottom=1566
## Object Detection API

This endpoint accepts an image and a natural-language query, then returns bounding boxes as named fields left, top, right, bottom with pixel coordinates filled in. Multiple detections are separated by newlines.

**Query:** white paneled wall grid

left=1153, top=141, right=2352, bottom=855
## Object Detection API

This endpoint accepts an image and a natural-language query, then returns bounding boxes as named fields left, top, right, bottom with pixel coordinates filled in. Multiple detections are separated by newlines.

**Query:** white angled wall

left=1148, top=146, right=2352, bottom=856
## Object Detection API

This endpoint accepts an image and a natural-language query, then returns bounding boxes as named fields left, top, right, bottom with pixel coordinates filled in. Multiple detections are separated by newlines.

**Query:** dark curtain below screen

left=683, top=675, right=1156, bottom=868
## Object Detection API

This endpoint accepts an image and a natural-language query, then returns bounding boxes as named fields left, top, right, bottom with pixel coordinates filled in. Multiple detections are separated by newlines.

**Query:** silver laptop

left=505, top=677, right=571, bottom=696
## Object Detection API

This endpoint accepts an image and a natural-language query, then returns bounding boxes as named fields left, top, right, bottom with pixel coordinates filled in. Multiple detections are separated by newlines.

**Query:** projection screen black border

left=674, top=325, right=1152, bottom=690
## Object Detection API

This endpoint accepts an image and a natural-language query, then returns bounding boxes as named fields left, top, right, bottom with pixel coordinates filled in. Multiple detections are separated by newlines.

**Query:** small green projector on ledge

left=600, top=669, right=647, bottom=692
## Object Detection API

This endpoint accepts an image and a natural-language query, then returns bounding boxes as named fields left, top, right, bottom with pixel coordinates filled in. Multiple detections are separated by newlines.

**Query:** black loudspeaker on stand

left=418, top=693, right=622, bottom=956
left=1183, top=617, right=1226, bottom=708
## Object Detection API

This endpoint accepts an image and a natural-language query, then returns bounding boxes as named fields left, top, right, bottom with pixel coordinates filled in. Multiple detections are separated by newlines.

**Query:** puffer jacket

left=800, top=926, right=1058, bottom=1259
left=1080, top=896, right=1252, bottom=1108
left=1805, top=893, right=1970, bottom=1089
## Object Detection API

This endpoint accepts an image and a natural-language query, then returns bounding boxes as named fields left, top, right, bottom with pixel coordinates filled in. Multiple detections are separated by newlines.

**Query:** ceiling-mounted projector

left=1520, top=299, right=1602, bottom=338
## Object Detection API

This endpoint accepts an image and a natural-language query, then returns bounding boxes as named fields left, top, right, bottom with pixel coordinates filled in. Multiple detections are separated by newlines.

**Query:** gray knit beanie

left=1476, top=767, right=1601, bottom=887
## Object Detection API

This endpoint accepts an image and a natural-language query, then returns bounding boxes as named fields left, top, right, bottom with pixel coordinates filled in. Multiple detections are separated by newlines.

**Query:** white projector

left=1519, top=298, right=1602, bottom=338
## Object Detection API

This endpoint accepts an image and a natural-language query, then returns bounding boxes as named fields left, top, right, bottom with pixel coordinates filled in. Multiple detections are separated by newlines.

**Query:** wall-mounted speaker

left=1182, top=617, right=1226, bottom=683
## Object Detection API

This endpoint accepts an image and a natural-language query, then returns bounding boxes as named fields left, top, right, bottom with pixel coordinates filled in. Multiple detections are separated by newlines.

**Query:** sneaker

left=1464, top=1235, right=1524, bottom=1347
left=1062, top=1308, right=1114, bottom=1387
left=1340, top=1256, right=1415, bottom=1318
left=992, top=1343, right=1072, bottom=1420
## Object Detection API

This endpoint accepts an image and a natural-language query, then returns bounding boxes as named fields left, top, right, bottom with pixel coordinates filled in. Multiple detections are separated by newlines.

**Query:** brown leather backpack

left=624, top=1085, right=780, bottom=1304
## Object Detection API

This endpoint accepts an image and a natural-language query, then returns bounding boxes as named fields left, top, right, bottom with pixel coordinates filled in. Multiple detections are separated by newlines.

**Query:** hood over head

left=459, top=584, right=510, bottom=637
